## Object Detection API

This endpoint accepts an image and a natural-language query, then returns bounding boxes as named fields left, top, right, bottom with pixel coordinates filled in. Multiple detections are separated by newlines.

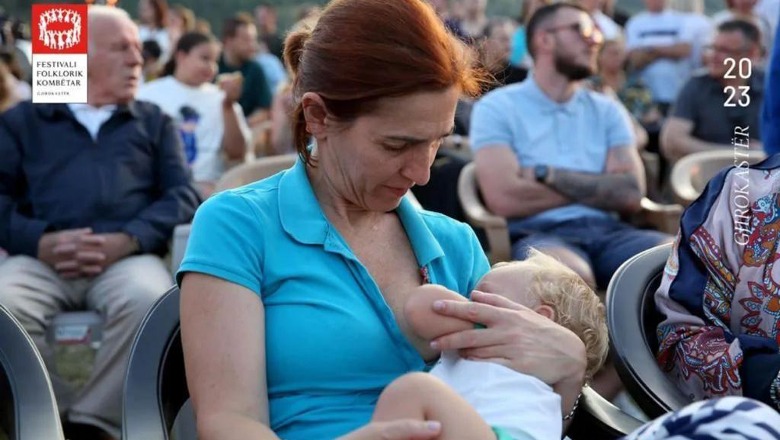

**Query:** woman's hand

left=429, top=290, right=586, bottom=386
left=337, top=420, right=441, bottom=440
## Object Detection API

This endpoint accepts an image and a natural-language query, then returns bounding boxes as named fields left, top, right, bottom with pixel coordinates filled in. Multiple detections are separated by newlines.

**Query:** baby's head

left=476, top=249, right=609, bottom=380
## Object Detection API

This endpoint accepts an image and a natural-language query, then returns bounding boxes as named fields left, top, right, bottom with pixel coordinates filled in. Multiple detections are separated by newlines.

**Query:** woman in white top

left=137, top=31, right=251, bottom=198
left=137, top=0, right=171, bottom=61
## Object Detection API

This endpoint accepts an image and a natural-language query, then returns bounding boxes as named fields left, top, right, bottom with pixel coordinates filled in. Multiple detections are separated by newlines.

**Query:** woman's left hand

left=429, top=290, right=586, bottom=387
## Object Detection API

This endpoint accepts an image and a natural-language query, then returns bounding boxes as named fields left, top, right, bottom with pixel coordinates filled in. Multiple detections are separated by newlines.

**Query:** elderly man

left=0, top=6, right=200, bottom=439
left=470, top=2, right=672, bottom=292
left=662, top=19, right=764, bottom=162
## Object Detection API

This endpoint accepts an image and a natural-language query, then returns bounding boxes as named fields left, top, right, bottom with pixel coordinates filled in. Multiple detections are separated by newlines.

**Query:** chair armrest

left=566, top=386, right=645, bottom=439
left=170, top=223, right=192, bottom=275
left=635, top=198, right=683, bottom=235
left=457, top=163, right=512, bottom=264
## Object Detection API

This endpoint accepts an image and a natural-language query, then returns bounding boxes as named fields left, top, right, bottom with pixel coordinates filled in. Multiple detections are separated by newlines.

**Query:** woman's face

left=314, top=87, right=461, bottom=213
left=598, top=41, right=626, bottom=73
left=138, top=0, right=156, bottom=25
left=166, top=10, right=183, bottom=31
left=176, top=42, right=220, bottom=86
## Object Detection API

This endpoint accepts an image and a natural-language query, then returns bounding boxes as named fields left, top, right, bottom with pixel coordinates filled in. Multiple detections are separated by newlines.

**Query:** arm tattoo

left=548, top=170, right=642, bottom=213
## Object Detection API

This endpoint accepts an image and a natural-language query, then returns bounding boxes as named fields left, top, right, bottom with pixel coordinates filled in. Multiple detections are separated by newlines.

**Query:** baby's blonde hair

left=493, top=249, right=609, bottom=380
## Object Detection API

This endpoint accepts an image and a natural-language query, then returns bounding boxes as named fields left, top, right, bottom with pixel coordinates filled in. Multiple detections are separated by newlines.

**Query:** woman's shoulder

left=198, top=173, right=285, bottom=222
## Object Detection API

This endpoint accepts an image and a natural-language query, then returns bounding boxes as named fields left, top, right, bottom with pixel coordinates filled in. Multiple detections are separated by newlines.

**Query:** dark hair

left=161, top=31, right=217, bottom=77
left=717, top=19, right=761, bottom=48
left=221, top=13, right=254, bottom=41
left=526, top=2, right=586, bottom=59
left=142, top=40, right=162, bottom=61
left=284, top=0, right=486, bottom=165
left=0, top=48, right=22, bottom=81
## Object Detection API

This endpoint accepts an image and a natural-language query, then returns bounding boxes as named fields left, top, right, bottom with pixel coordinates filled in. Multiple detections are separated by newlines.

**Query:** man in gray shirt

left=661, top=19, right=764, bottom=162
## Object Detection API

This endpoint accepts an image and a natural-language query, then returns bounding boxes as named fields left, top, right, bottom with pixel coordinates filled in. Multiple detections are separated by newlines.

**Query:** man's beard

left=554, top=51, right=594, bottom=80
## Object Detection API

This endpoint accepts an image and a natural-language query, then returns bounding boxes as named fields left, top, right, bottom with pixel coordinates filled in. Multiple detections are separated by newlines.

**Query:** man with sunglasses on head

left=661, top=19, right=764, bottom=162
left=470, top=5, right=672, bottom=399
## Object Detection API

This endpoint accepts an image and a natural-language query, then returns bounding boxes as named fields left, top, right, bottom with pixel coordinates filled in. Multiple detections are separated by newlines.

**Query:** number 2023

left=723, top=57, right=751, bottom=108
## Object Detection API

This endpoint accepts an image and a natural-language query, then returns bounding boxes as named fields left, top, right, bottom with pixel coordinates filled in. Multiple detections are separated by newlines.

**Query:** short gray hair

left=87, top=5, right=134, bottom=52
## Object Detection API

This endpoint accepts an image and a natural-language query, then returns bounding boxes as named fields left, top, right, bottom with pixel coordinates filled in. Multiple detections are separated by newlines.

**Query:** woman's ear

left=301, top=92, right=329, bottom=136
left=534, top=304, right=556, bottom=321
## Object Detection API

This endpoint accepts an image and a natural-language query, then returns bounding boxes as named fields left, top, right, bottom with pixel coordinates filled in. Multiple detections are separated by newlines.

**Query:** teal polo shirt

left=177, top=158, right=489, bottom=439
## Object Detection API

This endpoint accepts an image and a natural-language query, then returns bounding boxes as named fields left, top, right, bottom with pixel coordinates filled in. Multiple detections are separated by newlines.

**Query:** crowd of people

left=0, top=0, right=779, bottom=439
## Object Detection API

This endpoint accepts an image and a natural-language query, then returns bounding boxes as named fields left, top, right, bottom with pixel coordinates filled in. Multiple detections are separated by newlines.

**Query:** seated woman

left=656, top=153, right=780, bottom=411
left=136, top=31, right=251, bottom=198
left=178, top=1, right=588, bottom=439
left=179, top=0, right=780, bottom=439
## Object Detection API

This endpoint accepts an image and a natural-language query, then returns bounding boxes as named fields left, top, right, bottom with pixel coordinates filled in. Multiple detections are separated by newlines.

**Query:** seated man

left=0, top=6, right=201, bottom=439
left=662, top=20, right=764, bottom=162
left=470, top=2, right=673, bottom=290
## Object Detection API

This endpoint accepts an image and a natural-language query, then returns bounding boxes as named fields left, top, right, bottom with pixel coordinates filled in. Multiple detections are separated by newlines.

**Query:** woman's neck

left=306, top=160, right=385, bottom=232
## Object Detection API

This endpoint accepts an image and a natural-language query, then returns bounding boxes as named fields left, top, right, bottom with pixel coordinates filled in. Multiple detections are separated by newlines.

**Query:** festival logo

left=31, top=4, right=88, bottom=103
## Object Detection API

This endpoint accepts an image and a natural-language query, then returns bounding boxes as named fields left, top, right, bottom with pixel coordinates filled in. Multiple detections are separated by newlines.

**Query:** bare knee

left=376, top=372, right=446, bottom=417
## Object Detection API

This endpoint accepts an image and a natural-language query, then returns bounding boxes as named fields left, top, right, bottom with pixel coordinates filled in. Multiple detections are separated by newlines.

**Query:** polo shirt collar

left=525, top=73, right=583, bottom=115
left=278, top=158, right=444, bottom=267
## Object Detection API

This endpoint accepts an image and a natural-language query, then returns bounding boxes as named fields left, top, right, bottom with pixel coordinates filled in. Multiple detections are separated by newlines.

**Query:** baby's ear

left=534, top=304, right=556, bottom=321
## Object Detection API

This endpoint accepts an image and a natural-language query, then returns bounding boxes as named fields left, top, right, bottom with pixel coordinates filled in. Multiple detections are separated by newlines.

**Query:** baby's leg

left=373, top=372, right=497, bottom=440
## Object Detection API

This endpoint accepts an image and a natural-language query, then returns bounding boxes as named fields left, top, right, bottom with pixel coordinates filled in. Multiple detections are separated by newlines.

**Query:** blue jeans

left=510, top=216, right=672, bottom=289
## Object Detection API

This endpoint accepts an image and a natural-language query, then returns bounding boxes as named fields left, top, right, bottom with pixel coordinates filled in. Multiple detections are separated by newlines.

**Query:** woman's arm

left=404, top=284, right=473, bottom=341
left=180, top=272, right=280, bottom=440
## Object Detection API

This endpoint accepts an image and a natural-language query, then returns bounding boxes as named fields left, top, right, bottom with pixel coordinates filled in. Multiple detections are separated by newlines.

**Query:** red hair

left=283, top=0, right=486, bottom=164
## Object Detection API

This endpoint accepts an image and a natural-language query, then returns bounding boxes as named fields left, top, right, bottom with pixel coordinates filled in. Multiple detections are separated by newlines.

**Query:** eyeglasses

left=703, top=44, right=748, bottom=58
left=545, top=17, right=604, bottom=45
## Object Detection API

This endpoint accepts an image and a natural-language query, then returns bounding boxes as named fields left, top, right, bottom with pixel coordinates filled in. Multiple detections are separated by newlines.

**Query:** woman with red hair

left=177, top=0, right=589, bottom=438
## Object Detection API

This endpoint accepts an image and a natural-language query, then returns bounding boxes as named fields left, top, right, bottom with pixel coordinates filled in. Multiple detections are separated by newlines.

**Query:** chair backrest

left=670, top=150, right=767, bottom=205
left=123, top=286, right=189, bottom=440
left=215, top=153, right=298, bottom=192
left=606, top=243, right=692, bottom=419
left=0, top=304, right=64, bottom=440
left=566, top=386, right=644, bottom=439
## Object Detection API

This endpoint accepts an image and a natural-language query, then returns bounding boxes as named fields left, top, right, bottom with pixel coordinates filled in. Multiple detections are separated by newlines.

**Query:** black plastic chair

left=0, top=303, right=65, bottom=440
left=606, top=243, right=693, bottom=420
left=122, top=286, right=644, bottom=440
left=123, top=286, right=190, bottom=440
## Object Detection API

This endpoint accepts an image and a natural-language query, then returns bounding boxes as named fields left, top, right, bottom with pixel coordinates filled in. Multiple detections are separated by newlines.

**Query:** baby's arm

left=404, top=284, right=473, bottom=342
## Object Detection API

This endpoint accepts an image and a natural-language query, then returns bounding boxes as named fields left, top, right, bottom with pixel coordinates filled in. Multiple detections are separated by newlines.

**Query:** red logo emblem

left=31, top=4, right=88, bottom=55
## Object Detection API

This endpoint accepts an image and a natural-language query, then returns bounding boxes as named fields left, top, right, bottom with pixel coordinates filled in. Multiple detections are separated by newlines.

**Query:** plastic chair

left=606, top=243, right=692, bottom=419
left=457, top=162, right=683, bottom=264
left=0, top=303, right=64, bottom=440
left=122, top=286, right=188, bottom=440
left=670, top=150, right=767, bottom=206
